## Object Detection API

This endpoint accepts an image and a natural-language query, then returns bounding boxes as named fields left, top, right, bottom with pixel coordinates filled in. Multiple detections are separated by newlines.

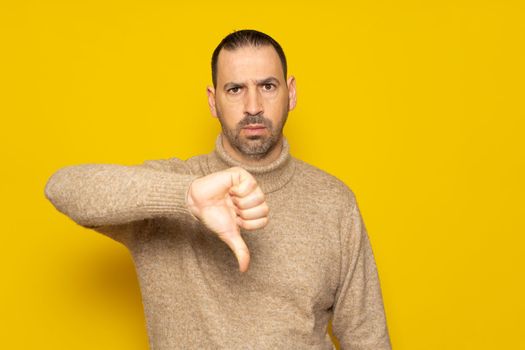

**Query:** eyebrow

left=256, top=77, right=280, bottom=86
left=223, top=76, right=281, bottom=90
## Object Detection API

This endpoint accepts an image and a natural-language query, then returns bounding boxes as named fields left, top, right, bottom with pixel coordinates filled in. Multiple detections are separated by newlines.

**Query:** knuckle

left=256, top=187, right=264, bottom=197
left=248, top=181, right=257, bottom=190
left=236, top=196, right=247, bottom=208
left=256, top=218, right=268, bottom=229
left=240, top=220, right=251, bottom=229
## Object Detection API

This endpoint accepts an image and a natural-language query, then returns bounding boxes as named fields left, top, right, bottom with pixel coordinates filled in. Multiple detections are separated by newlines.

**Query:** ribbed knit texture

left=45, top=135, right=391, bottom=350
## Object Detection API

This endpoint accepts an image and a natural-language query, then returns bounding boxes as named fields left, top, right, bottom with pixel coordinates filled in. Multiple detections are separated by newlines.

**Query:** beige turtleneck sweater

left=44, top=135, right=391, bottom=350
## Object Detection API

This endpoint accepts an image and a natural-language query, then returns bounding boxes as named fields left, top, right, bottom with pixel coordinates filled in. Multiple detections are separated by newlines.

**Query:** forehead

left=216, top=45, right=284, bottom=85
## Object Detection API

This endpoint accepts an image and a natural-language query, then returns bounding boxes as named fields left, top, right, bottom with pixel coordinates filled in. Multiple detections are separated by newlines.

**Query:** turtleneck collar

left=204, top=134, right=296, bottom=193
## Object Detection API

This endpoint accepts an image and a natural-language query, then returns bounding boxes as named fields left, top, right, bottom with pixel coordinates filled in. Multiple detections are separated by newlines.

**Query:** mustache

left=237, top=114, right=273, bottom=129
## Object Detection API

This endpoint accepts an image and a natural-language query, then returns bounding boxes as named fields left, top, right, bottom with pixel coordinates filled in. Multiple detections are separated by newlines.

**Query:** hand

left=185, top=166, right=269, bottom=272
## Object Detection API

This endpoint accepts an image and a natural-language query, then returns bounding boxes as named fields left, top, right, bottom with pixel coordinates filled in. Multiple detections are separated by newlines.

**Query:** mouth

left=242, top=124, right=266, bottom=130
left=242, top=124, right=267, bottom=136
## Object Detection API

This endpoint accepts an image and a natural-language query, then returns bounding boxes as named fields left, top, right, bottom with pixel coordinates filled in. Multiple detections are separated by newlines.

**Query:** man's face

left=207, top=45, right=296, bottom=160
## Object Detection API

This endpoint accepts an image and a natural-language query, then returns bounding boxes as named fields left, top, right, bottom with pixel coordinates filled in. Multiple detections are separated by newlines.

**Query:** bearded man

left=45, top=29, right=391, bottom=350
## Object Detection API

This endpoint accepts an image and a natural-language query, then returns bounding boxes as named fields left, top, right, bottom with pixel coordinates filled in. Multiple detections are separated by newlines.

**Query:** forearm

left=44, top=163, right=198, bottom=227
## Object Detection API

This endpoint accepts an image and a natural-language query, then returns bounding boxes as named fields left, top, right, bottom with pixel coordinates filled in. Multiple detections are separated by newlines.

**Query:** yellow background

left=1, top=0, right=524, bottom=349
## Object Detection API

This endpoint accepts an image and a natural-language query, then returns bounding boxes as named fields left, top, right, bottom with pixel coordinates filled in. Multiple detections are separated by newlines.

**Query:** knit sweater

left=44, top=134, right=391, bottom=350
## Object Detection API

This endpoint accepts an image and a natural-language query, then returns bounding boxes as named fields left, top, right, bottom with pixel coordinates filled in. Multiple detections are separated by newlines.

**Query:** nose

left=244, top=87, right=263, bottom=116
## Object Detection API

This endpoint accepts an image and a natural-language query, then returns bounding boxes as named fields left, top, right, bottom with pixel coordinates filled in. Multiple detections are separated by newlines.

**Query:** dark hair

left=211, top=29, right=287, bottom=88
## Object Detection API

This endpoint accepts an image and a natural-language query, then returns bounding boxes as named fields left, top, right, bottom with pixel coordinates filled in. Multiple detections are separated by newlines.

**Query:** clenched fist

left=185, top=166, right=269, bottom=273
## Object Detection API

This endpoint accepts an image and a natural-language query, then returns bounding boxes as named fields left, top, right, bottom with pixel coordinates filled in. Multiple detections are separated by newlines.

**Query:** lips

left=243, top=124, right=266, bottom=130
left=242, top=124, right=267, bottom=136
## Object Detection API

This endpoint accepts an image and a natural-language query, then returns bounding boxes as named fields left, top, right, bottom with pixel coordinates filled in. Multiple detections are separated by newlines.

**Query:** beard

left=217, top=112, right=288, bottom=160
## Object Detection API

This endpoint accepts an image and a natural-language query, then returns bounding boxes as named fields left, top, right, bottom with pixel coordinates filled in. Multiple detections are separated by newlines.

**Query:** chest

left=132, top=189, right=343, bottom=314
left=217, top=191, right=343, bottom=315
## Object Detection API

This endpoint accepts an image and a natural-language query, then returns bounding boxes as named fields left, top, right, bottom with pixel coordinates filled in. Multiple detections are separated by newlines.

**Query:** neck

left=210, top=133, right=296, bottom=193
left=221, top=134, right=284, bottom=167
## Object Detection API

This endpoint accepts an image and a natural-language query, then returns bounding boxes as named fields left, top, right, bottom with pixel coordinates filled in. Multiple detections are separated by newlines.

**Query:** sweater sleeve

left=331, top=194, right=391, bottom=350
left=44, top=158, right=199, bottom=236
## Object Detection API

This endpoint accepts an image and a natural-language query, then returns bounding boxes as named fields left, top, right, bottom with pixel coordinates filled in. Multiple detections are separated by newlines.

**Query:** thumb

left=221, top=229, right=251, bottom=273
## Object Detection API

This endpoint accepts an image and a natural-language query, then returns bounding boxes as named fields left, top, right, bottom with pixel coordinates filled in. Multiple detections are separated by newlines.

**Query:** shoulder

left=292, top=157, right=357, bottom=209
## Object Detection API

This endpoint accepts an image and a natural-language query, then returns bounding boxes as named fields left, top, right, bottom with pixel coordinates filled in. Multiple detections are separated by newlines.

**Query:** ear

left=207, top=86, right=218, bottom=118
left=287, top=76, right=297, bottom=111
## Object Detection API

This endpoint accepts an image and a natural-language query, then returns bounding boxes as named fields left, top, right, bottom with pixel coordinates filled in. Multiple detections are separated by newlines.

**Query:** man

left=45, top=29, right=391, bottom=349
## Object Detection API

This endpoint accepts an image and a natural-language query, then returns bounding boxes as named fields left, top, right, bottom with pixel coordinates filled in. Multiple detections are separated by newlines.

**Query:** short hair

left=211, top=29, right=287, bottom=88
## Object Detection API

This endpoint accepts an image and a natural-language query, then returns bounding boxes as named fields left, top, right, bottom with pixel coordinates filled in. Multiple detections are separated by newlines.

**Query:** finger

left=236, top=203, right=269, bottom=220
left=221, top=232, right=251, bottom=273
left=231, top=187, right=265, bottom=209
left=226, top=166, right=248, bottom=183
left=237, top=216, right=269, bottom=230
left=227, top=167, right=257, bottom=197
left=230, top=170, right=242, bottom=188
left=231, top=178, right=257, bottom=198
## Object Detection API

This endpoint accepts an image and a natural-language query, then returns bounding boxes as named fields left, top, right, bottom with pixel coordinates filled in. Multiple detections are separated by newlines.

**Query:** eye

left=262, top=83, right=275, bottom=91
left=227, top=86, right=242, bottom=94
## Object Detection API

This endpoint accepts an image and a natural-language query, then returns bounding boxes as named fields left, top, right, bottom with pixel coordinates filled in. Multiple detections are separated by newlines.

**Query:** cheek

left=266, top=95, right=289, bottom=117
left=218, top=95, right=242, bottom=113
left=216, top=100, right=244, bottom=125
